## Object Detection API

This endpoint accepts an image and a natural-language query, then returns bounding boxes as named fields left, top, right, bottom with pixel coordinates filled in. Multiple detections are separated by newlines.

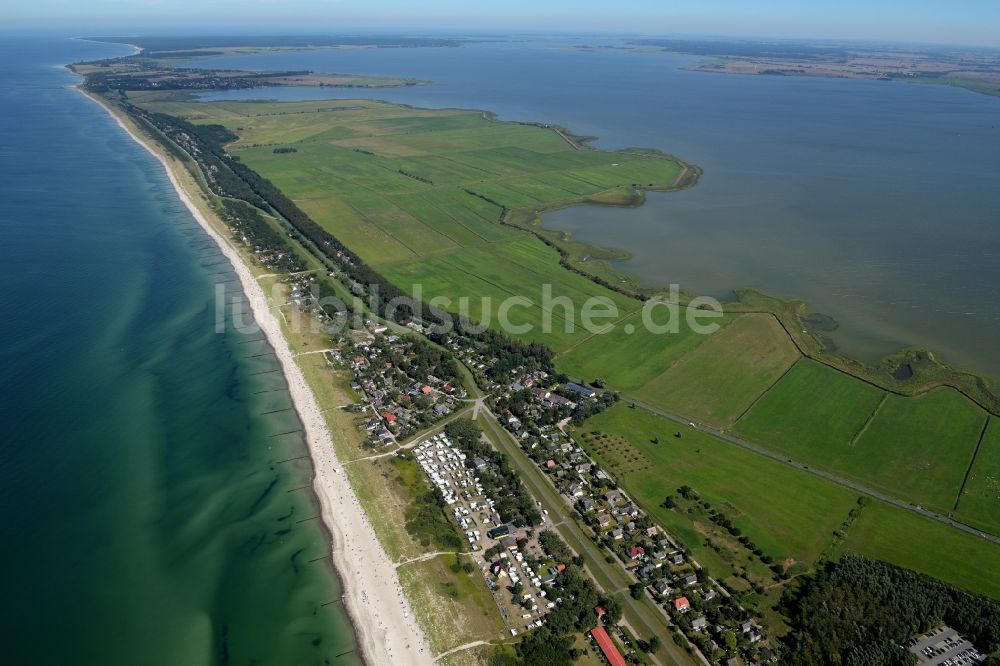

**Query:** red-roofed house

left=555, top=563, right=566, bottom=573
left=421, top=385, right=433, bottom=395
left=382, top=412, right=397, bottom=423
left=590, top=626, right=626, bottom=666
left=594, top=605, right=606, bottom=619
left=629, top=546, right=645, bottom=560
left=674, top=596, right=691, bottom=613
left=545, top=459, right=557, bottom=469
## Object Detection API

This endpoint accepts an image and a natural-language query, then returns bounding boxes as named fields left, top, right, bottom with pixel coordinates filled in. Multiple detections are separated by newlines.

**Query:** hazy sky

left=5, top=0, right=1000, bottom=47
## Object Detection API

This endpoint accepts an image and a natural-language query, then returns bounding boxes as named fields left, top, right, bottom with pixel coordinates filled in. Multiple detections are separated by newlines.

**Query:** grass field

left=577, top=404, right=860, bottom=569
left=733, top=358, right=887, bottom=456
left=578, top=404, right=1000, bottom=598
left=556, top=309, right=737, bottom=391
left=842, top=501, right=1000, bottom=599
left=128, top=95, right=693, bottom=351
left=734, top=362, right=992, bottom=519
left=381, top=236, right=644, bottom=350
left=953, top=417, right=999, bottom=534
left=632, top=313, right=801, bottom=428
left=850, top=389, right=987, bottom=512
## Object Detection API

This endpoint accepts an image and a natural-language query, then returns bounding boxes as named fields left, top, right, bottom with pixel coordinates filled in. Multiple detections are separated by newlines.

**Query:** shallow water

left=192, top=37, right=1000, bottom=379
left=0, top=37, right=358, bottom=664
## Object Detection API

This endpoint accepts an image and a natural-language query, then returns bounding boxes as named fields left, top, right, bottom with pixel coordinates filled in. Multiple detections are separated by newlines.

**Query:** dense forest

left=781, top=555, right=1000, bottom=666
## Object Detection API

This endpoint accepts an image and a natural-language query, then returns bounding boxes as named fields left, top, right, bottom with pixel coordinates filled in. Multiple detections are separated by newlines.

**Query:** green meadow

left=851, top=390, right=987, bottom=513
left=735, top=361, right=992, bottom=523
left=556, top=308, right=738, bottom=391
left=842, top=501, right=1000, bottom=599
left=579, top=404, right=1000, bottom=598
left=130, top=96, right=692, bottom=351
left=953, top=417, right=998, bottom=534
left=734, top=358, right=886, bottom=454
left=578, top=404, right=860, bottom=569
left=633, top=313, right=801, bottom=428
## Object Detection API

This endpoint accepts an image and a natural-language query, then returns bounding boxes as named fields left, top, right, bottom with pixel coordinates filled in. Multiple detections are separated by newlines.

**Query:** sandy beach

left=81, top=87, right=434, bottom=666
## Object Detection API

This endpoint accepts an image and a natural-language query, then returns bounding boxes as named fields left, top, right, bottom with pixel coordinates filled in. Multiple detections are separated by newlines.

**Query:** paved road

left=618, top=396, right=1000, bottom=547
left=475, top=408, right=697, bottom=666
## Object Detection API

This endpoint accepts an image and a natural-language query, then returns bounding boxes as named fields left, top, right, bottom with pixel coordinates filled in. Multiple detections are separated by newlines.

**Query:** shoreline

left=78, top=85, right=434, bottom=666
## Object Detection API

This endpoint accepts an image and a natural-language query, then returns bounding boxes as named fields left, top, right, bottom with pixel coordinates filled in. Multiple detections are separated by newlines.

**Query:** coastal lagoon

left=193, top=37, right=1000, bottom=379
left=0, top=38, right=358, bottom=664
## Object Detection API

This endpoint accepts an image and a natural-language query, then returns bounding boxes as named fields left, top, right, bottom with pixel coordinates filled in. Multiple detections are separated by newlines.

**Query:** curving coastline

left=78, top=84, right=434, bottom=666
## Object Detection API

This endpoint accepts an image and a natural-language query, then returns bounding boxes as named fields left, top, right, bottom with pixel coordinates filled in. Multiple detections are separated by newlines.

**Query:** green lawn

left=733, top=358, right=886, bottom=454
left=850, top=389, right=987, bottom=512
left=633, top=313, right=801, bottom=428
left=954, top=416, right=1000, bottom=535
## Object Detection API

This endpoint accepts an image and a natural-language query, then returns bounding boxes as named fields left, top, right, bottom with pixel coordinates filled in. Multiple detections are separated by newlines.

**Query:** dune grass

left=397, top=554, right=508, bottom=655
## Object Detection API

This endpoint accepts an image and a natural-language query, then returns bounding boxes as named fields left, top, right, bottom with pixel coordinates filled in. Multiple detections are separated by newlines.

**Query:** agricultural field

left=631, top=313, right=801, bottom=428
left=849, top=389, right=987, bottom=513
left=733, top=358, right=886, bottom=456
left=734, top=362, right=998, bottom=531
left=576, top=404, right=860, bottom=569
left=953, top=416, right=999, bottom=535
left=577, top=403, right=1000, bottom=599
left=556, top=309, right=737, bottom=391
left=126, top=95, right=691, bottom=351
left=381, top=237, right=644, bottom=351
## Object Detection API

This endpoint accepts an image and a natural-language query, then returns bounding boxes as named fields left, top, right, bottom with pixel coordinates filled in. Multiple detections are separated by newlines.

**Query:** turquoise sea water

left=0, top=37, right=359, bottom=664
left=193, top=38, right=1000, bottom=379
